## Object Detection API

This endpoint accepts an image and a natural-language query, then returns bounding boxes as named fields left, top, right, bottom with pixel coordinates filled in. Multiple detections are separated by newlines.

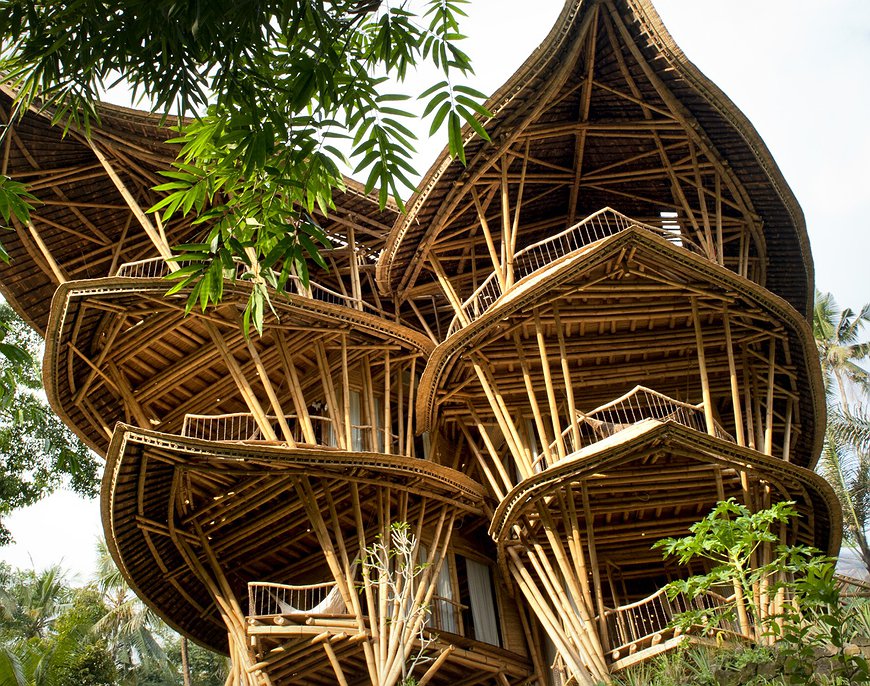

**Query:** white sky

left=2, top=0, right=869, bottom=580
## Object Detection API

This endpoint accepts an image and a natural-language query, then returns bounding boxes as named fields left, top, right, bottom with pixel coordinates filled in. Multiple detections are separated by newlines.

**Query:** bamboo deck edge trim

left=107, top=424, right=488, bottom=507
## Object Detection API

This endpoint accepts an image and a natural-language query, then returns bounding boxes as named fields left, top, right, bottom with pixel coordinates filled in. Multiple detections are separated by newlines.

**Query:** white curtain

left=350, top=389, right=363, bottom=451
left=435, top=558, right=458, bottom=633
left=466, top=558, right=499, bottom=645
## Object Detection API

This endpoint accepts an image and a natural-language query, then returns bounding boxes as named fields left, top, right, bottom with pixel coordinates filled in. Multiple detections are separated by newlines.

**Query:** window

left=458, top=556, right=501, bottom=646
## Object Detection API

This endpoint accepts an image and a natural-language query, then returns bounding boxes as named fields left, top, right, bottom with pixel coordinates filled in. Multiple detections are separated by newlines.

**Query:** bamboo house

left=0, top=0, right=841, bottom=684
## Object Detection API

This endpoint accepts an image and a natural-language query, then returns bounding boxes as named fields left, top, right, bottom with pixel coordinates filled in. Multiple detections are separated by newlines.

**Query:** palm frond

left=0, top=645, right=27, bottom=686
left=829, top=407, right=870, bottom=454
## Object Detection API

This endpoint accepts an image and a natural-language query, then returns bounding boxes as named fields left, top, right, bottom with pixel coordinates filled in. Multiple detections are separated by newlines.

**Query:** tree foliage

left=654, top=501, right=870, bottom=685
left=0, top=553, right=227, bottom=686
left=813, top=290, right=870, bottom=573
left=0, top=305, right=99, bottom=545
left=0, top=0, right=492, bottom=333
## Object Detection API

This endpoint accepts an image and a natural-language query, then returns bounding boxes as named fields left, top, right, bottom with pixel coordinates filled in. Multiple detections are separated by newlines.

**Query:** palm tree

left=0, top=566, right=69, bottom=641
left=0, top=626, right=88, bottom=686
left=813, top=290, right=870, bottom=573
left=92, top=540, right=171, bottom=683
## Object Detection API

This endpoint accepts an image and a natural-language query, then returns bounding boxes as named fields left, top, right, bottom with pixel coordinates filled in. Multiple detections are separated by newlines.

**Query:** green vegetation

left=0, top=546, right=227, bottom=686
left=621, top=501, right=870, bottom=686
left=814, top=291, right=870, bottom=573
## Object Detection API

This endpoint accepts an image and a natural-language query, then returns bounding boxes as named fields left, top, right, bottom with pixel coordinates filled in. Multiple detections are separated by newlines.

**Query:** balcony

left=602, top=587, right=745, bottom=668
left=447, top=208, right=694, bottom=336
left=534, top=386, right=733, bottom=472
left=248, top=580, right=347, bottom=619
left=181, top=411, right=397, bottom=451
left=116, top=257, right=386, bottom=316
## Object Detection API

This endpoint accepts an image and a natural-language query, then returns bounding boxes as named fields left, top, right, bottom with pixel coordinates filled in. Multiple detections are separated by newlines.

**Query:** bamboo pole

left=534, top=311, right=566, bottom=460
left=470, top=186, right=507, bottom=291
left=690, top=298, right=716, bottom=435
left=723, top=307, right=746, bottom=447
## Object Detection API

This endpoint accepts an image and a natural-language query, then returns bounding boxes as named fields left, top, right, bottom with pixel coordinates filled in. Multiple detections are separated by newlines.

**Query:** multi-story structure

left=0, top=1, right=840, bottom=685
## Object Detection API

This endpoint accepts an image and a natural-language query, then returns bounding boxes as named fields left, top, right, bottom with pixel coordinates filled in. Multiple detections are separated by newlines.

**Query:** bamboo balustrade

left=181, top=412, right=336, bottom=447
left=116, top=257, right=389, bottom=316
left=601, top=588, right=743, bottom=662
left=248, top=581, right=346, bottom=618
left=446, top=207, right=692, bottom=335
left=534, top=385, right=733, bottom=471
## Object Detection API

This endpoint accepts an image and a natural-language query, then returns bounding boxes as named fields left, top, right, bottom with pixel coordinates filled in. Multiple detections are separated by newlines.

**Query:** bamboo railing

left=447, top=208, right=693, bottom=335
left=181, top=412, right=334, bottom=445
left=602, top=587, right=740, bottom=661
left=248, top=580, right=346, bottom=618
left=116, top=257, right=387, bottom=316
left=533, top=386, right=734, bottom=471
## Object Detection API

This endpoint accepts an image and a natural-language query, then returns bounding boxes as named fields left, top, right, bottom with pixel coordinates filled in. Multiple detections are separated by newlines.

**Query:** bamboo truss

left=0, top=1, right=841, bottom=685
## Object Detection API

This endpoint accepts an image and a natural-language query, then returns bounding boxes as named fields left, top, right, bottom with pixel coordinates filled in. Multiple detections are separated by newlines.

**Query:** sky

left=2, top=0, right=869, bottom=581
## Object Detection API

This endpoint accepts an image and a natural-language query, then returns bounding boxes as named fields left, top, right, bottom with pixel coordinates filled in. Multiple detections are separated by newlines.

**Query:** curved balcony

left=181, top=411, right=399, bottom=452
left=248, top=580, right=465, bottom=637
left=534, top=386, right=734, bottom=472
left=602, top=587, right=745, bottom=668
left=248, top=580, right=346, bottom=619
left=447, top=208, right=698, bottom=336
left=116, top=257, right=388, bottom=318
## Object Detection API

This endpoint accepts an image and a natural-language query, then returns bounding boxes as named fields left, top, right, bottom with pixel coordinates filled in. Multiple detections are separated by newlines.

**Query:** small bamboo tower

left=0, top=1, right=842, bottom=684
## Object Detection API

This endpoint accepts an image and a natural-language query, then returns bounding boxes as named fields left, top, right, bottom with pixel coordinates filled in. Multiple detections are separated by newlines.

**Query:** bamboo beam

left=274, top=330, right=316, bottom=444
left=723, top=307, right=746, bottom=447
left=89, top=142, right=175, bottom=262
left=470, top=186, right=507, bottom=291
left=205, top=321, right=277, bottom=441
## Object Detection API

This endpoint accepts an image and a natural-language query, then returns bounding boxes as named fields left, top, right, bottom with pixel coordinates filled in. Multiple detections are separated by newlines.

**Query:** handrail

left=115, top=257, right=388, bottom=317
left=248, top=580, right=345, bottom=618
left=601, top=587, right=740, bottom=659
left=533, top=385, right=734, bottom=471
left=181, top=411, right=400, bottom=452
left=447, top=207, right=694, bottom=335
left=181, top=412, right=334, bottom=445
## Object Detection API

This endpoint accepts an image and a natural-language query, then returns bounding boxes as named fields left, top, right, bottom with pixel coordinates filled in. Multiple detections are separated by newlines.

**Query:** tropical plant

left=0, top=0, right=491, bottom=333
left=0, top=565, right=70, bottom=641
left=813, top=290, right=870, bottom=573
left=93, top=540, right=171, bottom=681
left=0, top=566, right=116, bottom=686
left=362, top=522, right=435, bottom=686
left=653, top=500, right=870, bottom=686
left=654, top=499, right=813, bottom=642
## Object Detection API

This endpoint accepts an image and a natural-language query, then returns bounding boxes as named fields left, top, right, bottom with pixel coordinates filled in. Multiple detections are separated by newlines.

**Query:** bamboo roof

left=377, top=0, right=813, bottom=318
left=0, top=87, right=398, bottom=336
left=490, top=421, right=841, bottom=558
